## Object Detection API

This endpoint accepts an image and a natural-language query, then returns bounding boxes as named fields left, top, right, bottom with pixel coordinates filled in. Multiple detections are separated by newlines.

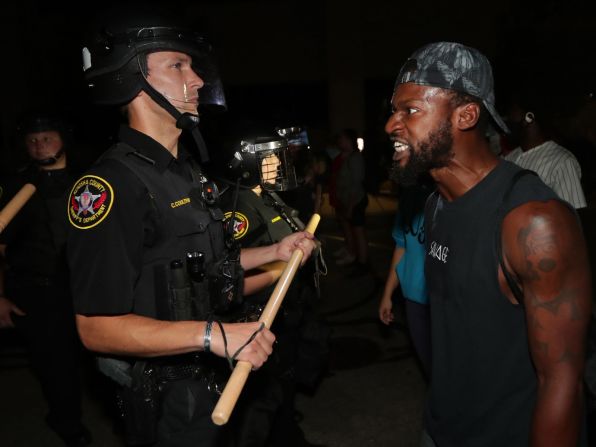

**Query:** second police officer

left=0, top=112, right=92, bottom=447
left=216, top=129, right=330, bottom=447
left=67, top=6, right=315, bottom=447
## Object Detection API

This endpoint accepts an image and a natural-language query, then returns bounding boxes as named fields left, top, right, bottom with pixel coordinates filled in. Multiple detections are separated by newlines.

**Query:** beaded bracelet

left=204, top=320, right=213, bottom=354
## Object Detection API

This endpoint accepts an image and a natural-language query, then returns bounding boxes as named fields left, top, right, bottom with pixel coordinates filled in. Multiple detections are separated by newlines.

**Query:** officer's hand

left=210, top=322, right=276, bottom=370
left=276, top=232, right=316, bottom=265
left=0, top=296, right=25, bottom=329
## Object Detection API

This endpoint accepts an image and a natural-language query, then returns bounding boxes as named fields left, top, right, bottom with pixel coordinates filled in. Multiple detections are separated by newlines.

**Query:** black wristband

left=203, top=320, right=213, bottom=354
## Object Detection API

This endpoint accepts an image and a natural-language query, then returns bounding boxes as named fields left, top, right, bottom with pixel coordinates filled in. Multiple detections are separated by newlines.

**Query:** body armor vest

left=228, top=188, right=299, bottom=247
left=250, top=191, right=295, bottom=244
left=103, top=143, right=228, bottom=320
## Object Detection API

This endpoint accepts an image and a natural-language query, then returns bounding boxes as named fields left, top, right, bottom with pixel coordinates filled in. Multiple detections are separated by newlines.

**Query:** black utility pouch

left=117, top=361, right=162, bottom=446
left=207, top=255, right=244, bottom=314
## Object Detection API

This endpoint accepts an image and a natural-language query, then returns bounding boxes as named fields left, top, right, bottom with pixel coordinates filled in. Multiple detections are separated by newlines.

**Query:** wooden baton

left=211, top=213, right=321, bottom=425
left=0, top=183, right=37, bottom=233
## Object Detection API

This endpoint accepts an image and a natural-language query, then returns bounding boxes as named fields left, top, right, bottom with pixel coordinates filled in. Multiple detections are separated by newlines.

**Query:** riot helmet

left=226, top=127, right=310, bottom=191
left=81, top=6, right=226, bottom=161
left=16, top=111, right=71, bottom=167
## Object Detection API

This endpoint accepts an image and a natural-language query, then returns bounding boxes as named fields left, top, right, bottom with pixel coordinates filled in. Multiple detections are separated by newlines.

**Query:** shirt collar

left=118, top=125, right=193, bottom=173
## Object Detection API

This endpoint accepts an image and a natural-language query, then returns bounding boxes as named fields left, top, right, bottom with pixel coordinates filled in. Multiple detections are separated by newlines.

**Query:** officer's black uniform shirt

left=219, top=187, right=297, bottom=306
left=219, top=187, right=294, bottom=247
left=0, top=166, right=73, bottom=280
left=68, top=126, right=198, bottom=316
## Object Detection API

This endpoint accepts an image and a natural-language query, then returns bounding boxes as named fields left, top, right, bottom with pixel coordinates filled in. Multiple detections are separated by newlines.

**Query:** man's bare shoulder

left=502, top=199, right=578, bottom=236
left=502, top=199, right=587, bottom=287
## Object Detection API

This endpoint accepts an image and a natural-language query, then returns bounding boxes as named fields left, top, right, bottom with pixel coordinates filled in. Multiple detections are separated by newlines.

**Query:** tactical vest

left=226, top=188, right=300, bottom=247
left=103, top=143, right=228, bottom=321
left=253, top=191, right=295, bottom=244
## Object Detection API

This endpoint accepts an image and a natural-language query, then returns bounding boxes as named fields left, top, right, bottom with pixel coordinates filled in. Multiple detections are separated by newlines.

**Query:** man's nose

left=385, top=113, right=403, bottom=136
left=190, top=70, right=205, bottom=90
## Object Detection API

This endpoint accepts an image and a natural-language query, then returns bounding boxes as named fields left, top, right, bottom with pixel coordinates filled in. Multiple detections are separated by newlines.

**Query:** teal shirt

left=392, top=211, right=428, bottom=305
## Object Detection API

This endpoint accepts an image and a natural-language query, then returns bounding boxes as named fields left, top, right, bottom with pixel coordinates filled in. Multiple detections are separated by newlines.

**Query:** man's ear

left=454, top=103, right=480, bottom=130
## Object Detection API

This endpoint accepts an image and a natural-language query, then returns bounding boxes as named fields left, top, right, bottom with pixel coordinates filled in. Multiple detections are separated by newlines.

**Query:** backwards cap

left=395, top=41, right=509, bottom=134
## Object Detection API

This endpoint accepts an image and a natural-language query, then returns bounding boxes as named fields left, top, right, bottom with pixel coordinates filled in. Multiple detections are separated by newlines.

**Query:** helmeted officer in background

left=216, top=129, right=329, bottom=447
left=0, top=111, right=92, bottom=447
left=68, top=5, right=315, bottom=447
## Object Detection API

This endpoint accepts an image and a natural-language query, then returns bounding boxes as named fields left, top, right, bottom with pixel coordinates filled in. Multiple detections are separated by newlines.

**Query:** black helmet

left=82, top=8, right=225, bottom=108
left=17, top=112, right=66, bottom=135
left=16, top=110, right=72, bottom=166
left=226, top=127, right=310, bottom=191
left=81, top=6, right=225, bottom=161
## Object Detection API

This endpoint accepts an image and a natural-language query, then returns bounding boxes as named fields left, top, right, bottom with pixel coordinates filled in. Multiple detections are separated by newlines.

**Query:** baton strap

left=214, top=320, right=265, bottom=370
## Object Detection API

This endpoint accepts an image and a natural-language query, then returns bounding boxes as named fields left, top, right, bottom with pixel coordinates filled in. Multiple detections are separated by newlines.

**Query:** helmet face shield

left=229, top=127, right=310, bottom=191
left=260, top=153, right=282, bottom=186
left=83, top=23, right=226, bottom=109
left=134, top=27, right=226, bottom=110
left=256, top=143, right=298, bottom=191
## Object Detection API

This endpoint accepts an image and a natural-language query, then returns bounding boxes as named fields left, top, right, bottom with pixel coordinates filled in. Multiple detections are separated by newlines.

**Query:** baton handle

left=0, top=183, right=37, bottom=233
left=211, top=213, right=320, bottom=426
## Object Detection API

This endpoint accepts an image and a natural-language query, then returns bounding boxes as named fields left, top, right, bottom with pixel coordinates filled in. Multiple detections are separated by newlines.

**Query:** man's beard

left=390, top=120, right=454, bottom=186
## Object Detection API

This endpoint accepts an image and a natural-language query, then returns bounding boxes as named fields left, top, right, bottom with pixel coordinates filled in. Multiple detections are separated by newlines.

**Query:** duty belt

left=158, top=363, right=203, bottom=382
left=99, top=353, right=230, bottom=395
left=153, top=353, right=230, bottom=394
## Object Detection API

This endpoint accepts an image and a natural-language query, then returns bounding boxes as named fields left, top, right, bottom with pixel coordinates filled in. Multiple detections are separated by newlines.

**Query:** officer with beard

left=0, top=111, right=91, bottom=447
left=386, top=42, right=591, bottom=446
left=67, top=6, right=315, bottom=447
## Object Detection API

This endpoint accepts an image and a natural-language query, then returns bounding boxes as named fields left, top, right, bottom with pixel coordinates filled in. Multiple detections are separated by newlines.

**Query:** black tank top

left=424, top=160, right=561, bottom=446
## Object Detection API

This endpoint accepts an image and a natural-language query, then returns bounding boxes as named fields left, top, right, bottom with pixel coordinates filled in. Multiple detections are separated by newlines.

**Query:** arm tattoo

left=559, top=347, right=580, bottom=363
left=538, top=258, right=556, bottom=272
left=519, top=219, right=581, bottom=318
left=518, top=224, right=558, bottom=274
left=518, top=217, right=586, bottom=366
left=527, top=288, right=583, bottom=320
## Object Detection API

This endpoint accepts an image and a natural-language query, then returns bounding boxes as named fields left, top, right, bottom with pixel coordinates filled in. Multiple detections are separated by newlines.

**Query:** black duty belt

left=152, top=354, right=230, bottom=394
left=158, top=363, right=204, bottom=382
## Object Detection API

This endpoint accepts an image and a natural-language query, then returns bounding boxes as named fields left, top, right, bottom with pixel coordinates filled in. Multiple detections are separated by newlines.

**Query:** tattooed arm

left=502, top=199, right=591, bottom=447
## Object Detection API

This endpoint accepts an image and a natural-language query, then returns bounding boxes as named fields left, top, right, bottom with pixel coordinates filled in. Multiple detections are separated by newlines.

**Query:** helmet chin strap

left=140, top=78, right=210, bottom=162
left=35, top=148, right=65, bottom=166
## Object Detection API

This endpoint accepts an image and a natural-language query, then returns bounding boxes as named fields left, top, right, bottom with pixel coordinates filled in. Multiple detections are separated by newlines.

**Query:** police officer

left=217, top=130, right=329, bottom=447
left=67, top=7, right=315, bottom=447
left=0, top=111, right=91, bottom=447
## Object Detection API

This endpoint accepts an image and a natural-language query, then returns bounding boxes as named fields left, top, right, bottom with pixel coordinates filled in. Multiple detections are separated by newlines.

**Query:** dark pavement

left=0, top=198, right=429, bottom=447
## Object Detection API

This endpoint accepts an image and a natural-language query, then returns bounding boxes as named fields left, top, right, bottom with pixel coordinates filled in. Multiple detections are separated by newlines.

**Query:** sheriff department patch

left=223, top=211, right=249, bottom=240
left=68, top=175, right=114, bottom=229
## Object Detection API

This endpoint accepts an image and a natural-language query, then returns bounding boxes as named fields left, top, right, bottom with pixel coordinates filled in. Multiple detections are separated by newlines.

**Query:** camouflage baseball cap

left=395, top=41, right=509, bottom=134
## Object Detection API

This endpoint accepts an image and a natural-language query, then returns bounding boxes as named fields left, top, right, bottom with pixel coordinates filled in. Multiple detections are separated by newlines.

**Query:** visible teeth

left=393, top=141, right=408, bottom=153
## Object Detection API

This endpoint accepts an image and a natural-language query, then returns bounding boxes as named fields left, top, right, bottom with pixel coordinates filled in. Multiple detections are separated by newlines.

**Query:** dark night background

left=0, top=2, right=595, bottom=445
left=1, top=0, right=595, bottom=177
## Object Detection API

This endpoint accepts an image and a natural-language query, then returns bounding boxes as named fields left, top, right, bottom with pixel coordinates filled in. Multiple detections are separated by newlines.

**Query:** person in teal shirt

left=379, top=184, right=431, bottom=377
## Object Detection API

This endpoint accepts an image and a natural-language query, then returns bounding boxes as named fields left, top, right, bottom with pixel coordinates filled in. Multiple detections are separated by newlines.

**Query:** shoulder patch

left=224, top=211, right=249, bottom=240
left=68, top=175, right=114, bottom=229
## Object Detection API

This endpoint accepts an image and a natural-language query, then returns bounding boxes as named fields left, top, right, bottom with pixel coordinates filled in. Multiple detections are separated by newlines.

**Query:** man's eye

left=172, top=62, right=182, bottom=70
left=408, top=108, right=418, bottom=114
